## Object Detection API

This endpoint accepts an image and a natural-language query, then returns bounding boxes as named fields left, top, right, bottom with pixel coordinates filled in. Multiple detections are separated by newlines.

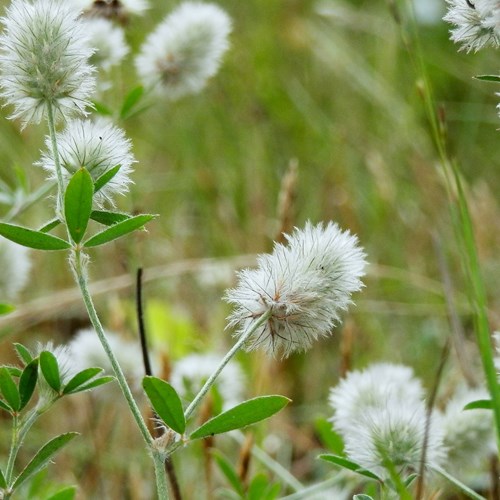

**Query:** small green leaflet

left=18, top=359, right=38, bottom=410
left=0, top=366, right=20, bottom=412
left=45, top=486, right=77, bottom=500
left=120, top=85, right=144, bottom=120
left=90, top=210, right=130, bottom=226
left=94, top=165, right=121, bottom=193
left=0, top=303, right=15, bottom=315
left=63, top=367, right=104, bottom=395
left=474, top=74, right=500, bottom=83
left=189, top=395, right=291, bottom=440
left=39, top=351, right=61, bottom=393
left=464, top=399, right=492, bottom=410
left=64, top=168, right=93, bottom=244
left=0, top=222, right=70, bottom=251
left=318, top=454, right=381, bottom=481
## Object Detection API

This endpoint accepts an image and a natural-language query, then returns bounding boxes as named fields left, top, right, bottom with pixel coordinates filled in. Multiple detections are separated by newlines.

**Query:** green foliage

left=39, top=351, right=61, bottom=393
left=0, top=303, right=14, bottom=315
left=314, top=417, right=344, bottom=454
left=464, top=399, right=492, bottom=410
left=18, top=359, right=38, bottom=410
left=142, top=376, right=186, bottom=434
left=90, top=210, right=130, bottom=226
left=64, top=168, right=93, bottom=244
left=0, top=222, right=70, bottom=250
left=62, top=367, right=104, bottom=395
left=318, top=454, right=381, bottom=481
left=93, top=165, right=121, bottom=194
left=189, top=396, right=291, bottom=440
left=45, top=486, right=77, bottom=500
left=212, top=450, right=245, bottom=496
left=0, top=365, right=20, bottom=412
left=120, top=85, right=145, bottom=120
left=14, top=343, right=33, bottom=365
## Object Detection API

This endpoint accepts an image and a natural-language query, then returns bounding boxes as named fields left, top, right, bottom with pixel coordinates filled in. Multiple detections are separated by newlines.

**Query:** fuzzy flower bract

left=38, top=118, right=135, bottom=205
left=135, top=1, right=231, bottom=100
left=225, top=221, right=366, bottom=358
left=0, top=238, right=30, bottom=302
left=0, top=0, right=95, bottom=126
left=329, top=363, right=445, bottom=480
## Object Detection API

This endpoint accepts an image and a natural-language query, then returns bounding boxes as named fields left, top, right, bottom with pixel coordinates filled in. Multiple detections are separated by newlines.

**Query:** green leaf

left=64, top=168, right=94, bottom=244
left=6, top=366, right=22, bottom=378
left=248, top=474, right=271, bottom=500
left=94, top=165, right=121, bottom=193
left=211, top=450, right=244, bottom=496
left=92, top=100, right=113, bottom=116
left=39, top=351, right=61, bottom=393
left=0, top=466, right=6, bottom=488
left=120, top=85, right=144, bottom=120
left=474, top=74, right=500, bottom=82
left=90, top=210, right=130, bottom=226
left=0, top=366, right=20, bottom=411
left=38, top=218, right=61, bottom=233
left=84, top=214, right=156, bottom=248
left=353, top=495, right=375, bottom=500
left=63, top=367, right=103, bottom=394
left=0, top=399, right=12, bottom=412
left=19, top=359, right=38, bottom=410
left=0, top=303, right=15, bottom=315
left=70, top=376, right=114, bottom=394
left=45, top=486, right=77, bottom=500
left=464, top=399, right=492, bottom=410
left=14, top=343, right=33, bottom=365
left=12, top=433, right=78, bottom=491
left=431, top=465, right=486, bottom=500
left=0, top=223, right=70, bottom=250
left=319, top=454, right=381, bottom=481
left=190, top=395, right=291, bottom=440
left=314, top=417, right=344, bottom=454
left=142, top=376, right=185, bottom=434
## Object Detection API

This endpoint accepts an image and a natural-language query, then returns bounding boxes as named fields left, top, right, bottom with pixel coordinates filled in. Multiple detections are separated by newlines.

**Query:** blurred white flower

left=38, top=118, right=135, bottom=205
left=329, top=363, right=445, bottom=480
left=443, top=385, right=496, bottom=472
left=0, top=0, right=95, bottom=127
left=444, top=0, right=500, bottom=52
left=329, top=363, right=424, bottom=435
left=83, top=18, right=129, bottom=72
left=135, top=2, right=231, bottom=100
left=69, top=328, right=146, bottom=390
left=0, top=239, right=30, bottom=302
left=69, top=0, right=149, bottom=19
left=225, top=221, right=366, bottom=358
left=413, top=0, right=444, bottom=25
left=170, top=353, right=244, bottom=409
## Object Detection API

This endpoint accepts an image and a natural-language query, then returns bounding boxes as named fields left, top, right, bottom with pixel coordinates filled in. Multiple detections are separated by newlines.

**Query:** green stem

left=72, top=248, right=153, bottom=448
left=152, top=450, right=170, bottom=500
left=46, top=103, right=65, bottom=221
left=184, top=310, right=272, bottom=420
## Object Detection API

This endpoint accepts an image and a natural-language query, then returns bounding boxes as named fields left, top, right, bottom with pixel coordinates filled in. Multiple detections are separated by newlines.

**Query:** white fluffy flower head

left=38, top=118, right=135, bottom=205
left=69, top=0, right=149, bottom=19
left=170, top=353, right=244, bottom=410
left=0, top=0, right=95, bottom=126
left=135, top=2, right=232, bottom=100
left=225, top=221, right=366, bottom=358
left=0, top=238, right=30, bottom=302
left=444, top=0, right=500, bottom=52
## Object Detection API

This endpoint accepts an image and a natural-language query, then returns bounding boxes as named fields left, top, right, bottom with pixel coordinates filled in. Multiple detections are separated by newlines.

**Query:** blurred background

left=0, top=0, right=499, bottom=497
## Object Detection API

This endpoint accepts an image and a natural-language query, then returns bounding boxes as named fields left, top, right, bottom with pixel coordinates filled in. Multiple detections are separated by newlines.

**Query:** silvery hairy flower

left=69, top=0, right=149, bottom=19
left=442, top=385, right=495, bottom=473
left=38, top=118, right=135, bottom=205
left=329, top=363, right=445, bottom=479
left=0, top=238, right=30, bottom=302
left=170, top=353, right=244, bottom=409
left=83, top=18, right=129, bottom=72
left=69, top=328, right=147, bottom=391
left=225, top=221, right=366, bottom=358
left=0, top=0, right=95, bottom=127
left=444, top=0, right=500, bottom=52
left=135, top=2, right=231, bottom=100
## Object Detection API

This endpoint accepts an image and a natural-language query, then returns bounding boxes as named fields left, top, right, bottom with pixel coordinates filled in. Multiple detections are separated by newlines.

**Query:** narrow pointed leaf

left=70, top=376, right=114, bottom=394
left=90, top=210, right=130, bottom=226
left=63, top=367, right=104, bottom=394
left=211, top=450, right=244, bottom=496
left=0, top=303, right=14, bottom=315
left=143, top=376, right=185, bottom=434
left=0, top=399, right=12, bottom=412
left=19, top=359, right=38, bottom=410
left=474, top=74, right=500, bottom=82
left=248, top=474, right=270, bottom=500
left=318, top=454, right=381, bottom=481
left=190, top=395, right=291, bottom=440
left=64, top=168, right=93, bottom=244
left=0, top=366, right=20, bottom=411
left=0, top=467, right=6, bottom=488
left=431, top=465, right=486, bottom=500
left=14, top=343, right=33, bottom=365
left=120, top=85, right=144, bottom=120
left=46, top=486, right=77, bottom=500
left=92, top=100, right=113, bottom=116
left=12, top=432, right=78, bottom=490
left=39, top=351, right=61, bottom=393
left=0, top=223, right=70, bottom=250
left=353, top=495, right=375, bottom=500
left=464, top=399, right=492, bottom=410
left=84, top=214, right=156, bottom=248
left=94, top=165, right=121, bottom=193
left=38, top=218, right=61, bottom=233
left=6, top=366, right=22, bottom=378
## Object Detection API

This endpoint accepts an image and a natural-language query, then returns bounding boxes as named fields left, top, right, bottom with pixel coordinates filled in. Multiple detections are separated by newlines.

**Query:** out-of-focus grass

left=1, top=0, right=500, bottom=497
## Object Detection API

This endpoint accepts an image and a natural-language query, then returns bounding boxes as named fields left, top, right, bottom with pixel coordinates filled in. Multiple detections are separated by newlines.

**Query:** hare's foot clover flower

left=135, top=2, right=231, bottom=100
left=225, top=221, right=366, bottom=358
left=38, top=118, right=135, bottom=205
left=329, top=363, right=445, bottom=480
left=0, top=0, right=95, bottom=127
left=444, top=0, right=500, bottom=51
